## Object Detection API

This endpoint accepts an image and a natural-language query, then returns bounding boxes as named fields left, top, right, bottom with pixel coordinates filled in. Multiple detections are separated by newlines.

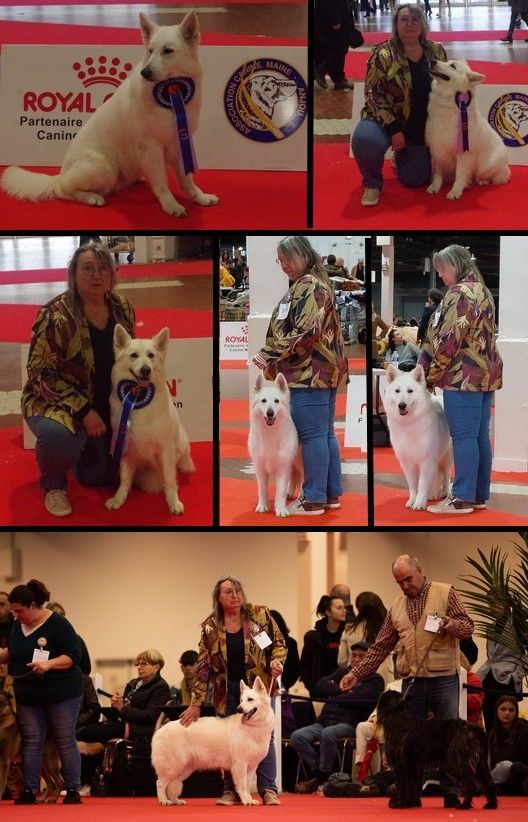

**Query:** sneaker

left=334, top=79, right=354, bottom=91
left=444, top=793, right=462, bottom=809
left=473, top=500, right=487, bottom=510
left=295, top=777, right=319, bottom=794
left=216, top=790, right=240, bottom=805
left=63, top=789, right=82, bottom=805
left=44, top=489, right=72, bottom=517
left=14, top=790, right=36, bottom=805
left=315, top=72, right=328, bottom=89
left=324, top=497, right=341, bottom=509
left=427, top=495, right=474, bottom=514
left=79, top=785, right=91, bottom=797
left=262, top=790, right=281, bottom=805
left=288, top=496, right=325, bottom=516
left=361, top=187, right=381, bottom=206
left=499, top=36, right=513, bottom=43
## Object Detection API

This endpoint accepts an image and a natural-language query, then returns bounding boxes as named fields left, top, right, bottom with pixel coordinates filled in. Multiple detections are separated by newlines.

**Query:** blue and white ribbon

left=152, top=77, right=197, bottom=175
left=455, top=91, right=472, bottom=153
left=111, top=380, right=155, bottom=464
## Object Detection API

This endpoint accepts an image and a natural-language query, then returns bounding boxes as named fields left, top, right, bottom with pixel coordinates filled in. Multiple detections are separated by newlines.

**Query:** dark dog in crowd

left=375, top=690, right=498, bottom=810
left=0, top=690, right=63, bottom=802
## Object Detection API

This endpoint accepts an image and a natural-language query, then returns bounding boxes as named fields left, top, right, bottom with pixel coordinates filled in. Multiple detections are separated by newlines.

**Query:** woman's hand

left=26, top=660, right=51, bottom=676
left=82, top=409, right=107, bottom=437
left=111, top=693, right=124, bottom=712
left=391, top=132, right=406, bottom=152
left=179, top=705, right=201, bottom=727
left=270, top=659, right=284, bottom=677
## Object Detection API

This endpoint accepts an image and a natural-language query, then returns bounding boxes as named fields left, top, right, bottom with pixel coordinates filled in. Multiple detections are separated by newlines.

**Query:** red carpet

left=314, top=143, right=528, bottom=229
left=0, top=304, right=212, bottom=342
left=0, top=427, right=212, bottom=527
left=0, top=167, right=307, bottom=230
left=0, top=260, right=212, bottom=285
left=345, top=52, right=528, bottom=82
left=0, top=20, right=307, bottom=46
left=4, top=794, right=527, bottom=821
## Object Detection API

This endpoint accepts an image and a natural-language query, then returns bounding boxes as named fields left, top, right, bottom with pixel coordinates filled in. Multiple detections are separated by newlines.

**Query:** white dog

left=425, top=58, right=510, bottom=200
left=384, top=364, right=452, bottom=510
left=1, top=12, right=218, bottom=217
left=248, top=373, right=301, bottom=517
left=151, top=677, right=274, bottom=806
left=105, top=325, right=194, bottom=514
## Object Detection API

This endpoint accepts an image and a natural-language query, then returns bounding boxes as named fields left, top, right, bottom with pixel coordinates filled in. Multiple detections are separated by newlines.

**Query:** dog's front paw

left=426, top=181, right=441, bottom=194
left=446, top=186, right=463, bottom=200
left=105, top=494, right=125, bottom=510
left=194, top=192, right=219, bottom=206
left=405, top=494, right=416, bottom=509
left=411, top=497, right=427, bottom=510
left=275, top=506, right=290, bottom=518
left=240, top=798, right=259, bottom=806
left=255, top=503, right=270, bottom=513
left=161, top=196, right=187, bottom=217
left=87, top=193, right=105, bottom=207
left=167, top=496, right=184, bottom=515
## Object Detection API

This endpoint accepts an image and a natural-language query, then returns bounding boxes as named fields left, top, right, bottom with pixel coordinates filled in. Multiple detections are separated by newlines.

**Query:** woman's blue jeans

left=290, top=388, right=343, bottom=504
left=224, top=686, right=277, bottom=796
left=351, top=118, right=432, bottom=189
left=17, top=696, right=82, bottom=792
left=442, top=390, right=494, bottom=503
left=25, top=416, right=114, bottom=490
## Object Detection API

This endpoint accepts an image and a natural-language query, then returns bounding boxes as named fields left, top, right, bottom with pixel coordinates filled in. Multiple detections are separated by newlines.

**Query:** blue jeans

left=290, top=722, right=356, bottom=774
left=351, top=118, right=432, bottom=189
left=26, top=416, right=114, bottom=490
left=290, top=388, right=343, bottom=504
left=17, top=696, right=82, bottom=792
left=442, top=390, right=494, bottom=503
left=225, top=687, right=277, bottom=796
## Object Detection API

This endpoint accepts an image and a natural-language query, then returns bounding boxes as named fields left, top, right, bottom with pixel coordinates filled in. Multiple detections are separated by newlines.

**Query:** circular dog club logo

left=488, top=92, right=528, bottom=148
left=224, top=59, right=307, bottom=142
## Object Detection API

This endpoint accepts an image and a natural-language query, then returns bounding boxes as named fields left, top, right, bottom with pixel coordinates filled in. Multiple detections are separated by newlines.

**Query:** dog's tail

left=1, top=166, right=60, bottom=201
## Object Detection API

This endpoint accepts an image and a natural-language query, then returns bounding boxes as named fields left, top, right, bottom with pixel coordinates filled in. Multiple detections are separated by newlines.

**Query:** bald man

left=340, top=555, right=474, bottom=808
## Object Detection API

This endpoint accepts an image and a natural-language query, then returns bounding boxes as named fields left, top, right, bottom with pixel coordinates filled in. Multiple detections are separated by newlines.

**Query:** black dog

left=376, top=690, right=498, bottom=810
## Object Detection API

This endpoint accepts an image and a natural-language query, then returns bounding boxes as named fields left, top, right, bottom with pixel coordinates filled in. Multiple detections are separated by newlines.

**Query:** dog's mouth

left=398, top=406, right=408, bottom=416
left=129, top=369, right=152, bottom=389
left=241, top=708, right=258, bottom=723
left=265, top=416, right=276, bottom=427
left=430, top=69, right=450, bottom=82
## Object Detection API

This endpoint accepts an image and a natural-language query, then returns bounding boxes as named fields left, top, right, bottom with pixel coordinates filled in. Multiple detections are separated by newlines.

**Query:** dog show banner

left=349, top=82, right=528, bottom=165
left=21, top=338, right=213, bottom=448
left=0, top=45, right=307, bottom=170
left=220, top=321, right=248, bottom=360
left=344, top=374, right=367, bottom=452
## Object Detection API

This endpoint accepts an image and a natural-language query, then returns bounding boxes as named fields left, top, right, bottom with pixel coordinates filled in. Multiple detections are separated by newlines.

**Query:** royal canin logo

left=23, top=55, right=134, bottom=113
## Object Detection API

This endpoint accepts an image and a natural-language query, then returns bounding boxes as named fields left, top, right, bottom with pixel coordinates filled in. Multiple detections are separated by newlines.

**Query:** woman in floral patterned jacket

left=179, top=576, right=287, bottom=806
left=351, top=3, right=447, bottom=207
left=21, top=242, right=135, bottom=517
left=250, top=236, right=349, bottom=516
left=419, top=244, right=503, bottom=515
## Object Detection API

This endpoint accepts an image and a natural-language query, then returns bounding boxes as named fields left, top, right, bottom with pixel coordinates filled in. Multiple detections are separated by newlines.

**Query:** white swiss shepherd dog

left=248, top=373, right=302, bottom=517
left=384, top=364, right=452, bottom=511
left=105, top=324, right=194, bottom=515
left=1, top=12, right=218, bottom=217
left=425, top=58, right=510, bottom=200
left=151, top=677, right=274, bottom=806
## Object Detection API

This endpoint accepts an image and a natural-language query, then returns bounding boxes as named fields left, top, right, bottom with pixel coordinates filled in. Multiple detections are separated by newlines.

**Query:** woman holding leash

left=250, top=235, right=348, bottom=516
left=0, top=579, right=83, bottom=805
left=419, top=244, right=503, bottom=514
left=179, top=576, right=287, bottom=806
left=351, top=3, right=447, bottom=207
left=22, top=242, right=135, bottom=517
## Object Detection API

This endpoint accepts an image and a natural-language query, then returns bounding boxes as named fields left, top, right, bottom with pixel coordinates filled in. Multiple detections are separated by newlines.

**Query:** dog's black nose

left=140, top=365, right=151, bottom=378
left=140, top=66, right=153, bottom=81
left=266, top=408, right=274, bottom=418
left=398, top=402, right=407, bottom=411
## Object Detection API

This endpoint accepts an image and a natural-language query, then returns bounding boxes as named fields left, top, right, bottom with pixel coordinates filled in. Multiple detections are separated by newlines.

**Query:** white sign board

left=21, top=337, right=212, bottom=447
left=220, top=321, right=248, bottom=360
left=0, top=45, right=307, bottom=170
left=350, top=81, right=528, bottom=165
left=344, top=373, right=367, bottom=452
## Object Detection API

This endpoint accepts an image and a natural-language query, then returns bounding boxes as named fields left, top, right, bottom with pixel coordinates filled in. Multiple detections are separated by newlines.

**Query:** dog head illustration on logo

left=489, top=92, right=528, bottom=148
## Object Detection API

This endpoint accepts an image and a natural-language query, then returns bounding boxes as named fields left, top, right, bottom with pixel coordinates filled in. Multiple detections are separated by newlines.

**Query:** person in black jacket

left=315, top=0, right=358, bottom=90
left=416, top=288, right=443, bottom=345
left=292, top=642, right=384, bottom=792
left=300, top=595, right=347, bottom=696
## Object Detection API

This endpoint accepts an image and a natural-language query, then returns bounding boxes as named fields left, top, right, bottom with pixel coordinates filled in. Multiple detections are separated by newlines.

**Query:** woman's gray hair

left=392, top=3, right=429, bottom=53
left=277, top=235, right=332, bottom=288
left=67, top=242, right=117, bottom=300
left=432, top=245, right=484, bottom=284
left=212, top=576, right=248, bottom=622
left=135, top=648, right=165, bottom=669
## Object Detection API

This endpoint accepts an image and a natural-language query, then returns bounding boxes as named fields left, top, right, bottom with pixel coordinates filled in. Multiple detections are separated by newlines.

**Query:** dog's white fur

left=425, top=58, right=510, bottom=200
left=384, top=364, right=452, bottom=510
left=248, top=373, right=301, bottom=517
left=151, top=677, right=274, bottom=806
left=1, top=12, right=218, bottom=216
left=105, top=324, right=194, bottom=514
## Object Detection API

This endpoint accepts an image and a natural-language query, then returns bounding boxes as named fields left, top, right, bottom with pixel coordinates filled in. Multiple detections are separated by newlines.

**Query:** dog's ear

left=254, top=373, right=264, bottom=392
left=239, top=679, right=248, bottom=695
left=152, top=327, right=170, bottom=352
left=252, top=676, right=265, bottom=693
left=113, top=323, right=132, bottom=350
left=413, top=363, right=426, bottom=384
left=275, top=373, right=288, bottom=393
left=468, top=70, right=485, bottom=85
left=385, top=363, right=398, bottom=383
left=180, top=10, right=200, bottom=45
left=139, top=13, right=157, bottom=45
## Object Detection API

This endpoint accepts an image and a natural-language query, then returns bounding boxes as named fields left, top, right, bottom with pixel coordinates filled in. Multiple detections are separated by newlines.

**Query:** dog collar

left=152, top=77, right=197, bottom=175
left=111, top=380, right=155, bottom=464
left=455, top=91, right=472, bottom=152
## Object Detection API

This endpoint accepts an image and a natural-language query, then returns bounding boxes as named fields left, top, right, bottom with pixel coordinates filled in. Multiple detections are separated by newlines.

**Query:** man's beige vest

left=391, top=582, right=460, bottom=678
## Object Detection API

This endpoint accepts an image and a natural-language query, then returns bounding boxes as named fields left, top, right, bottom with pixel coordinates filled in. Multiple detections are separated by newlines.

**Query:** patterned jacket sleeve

left=191, top=620, right=215, bottom=707
left=256, top=277, right=325, bottom=366
left=418, top=284, right=473, bottom=387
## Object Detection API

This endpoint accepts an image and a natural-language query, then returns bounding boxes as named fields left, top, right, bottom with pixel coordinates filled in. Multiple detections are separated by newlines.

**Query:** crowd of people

left=1, top=562, right=526, bottom=805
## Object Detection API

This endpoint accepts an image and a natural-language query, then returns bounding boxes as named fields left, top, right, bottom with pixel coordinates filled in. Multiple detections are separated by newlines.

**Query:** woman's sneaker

left=288, top=497, right=325, bottom=516
left=63, top=789, right=82, bottom=804
left=324, top=497, right=341, bottom=509
left=427, top=495, right=474, bottom=514
left=44, top=489, right=72, bottom=517
left=361, top=187, right=381, bottom=206
left=14, top=790, right=36, bottom=805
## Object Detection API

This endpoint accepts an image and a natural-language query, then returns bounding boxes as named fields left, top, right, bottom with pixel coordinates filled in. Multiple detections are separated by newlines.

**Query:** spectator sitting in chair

left=175, top=650, right=199, bottom=705
left=291, top=642, right=384, bottom=793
